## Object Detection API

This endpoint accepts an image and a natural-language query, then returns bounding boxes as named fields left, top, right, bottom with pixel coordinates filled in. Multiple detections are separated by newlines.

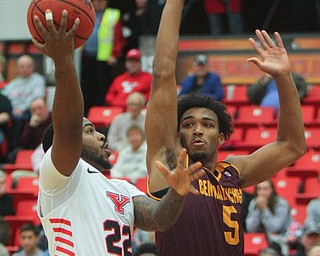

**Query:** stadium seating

left=87, top=106, right=124, bottom=128
left=233, top=106, right=276, bottom=128
left=15, top=176, right=39, bottom=196
left=223, top=85, right=250, bottom=107
left=244, top=232, right=269, bottom=256
left=2, top=149, right=34, bottom=174
left=236, top=127, right=277, bottom=152
left=286, top=150, right=320, bottom=179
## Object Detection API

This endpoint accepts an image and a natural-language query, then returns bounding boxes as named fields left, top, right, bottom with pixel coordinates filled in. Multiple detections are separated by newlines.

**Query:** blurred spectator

left=81, top=0, right=126, bottom=116
left=0, top=55, right=46, bottom=152
left=13, top=223, right=44, bottom=256
left=178, top=54, right=223, bottom=100
left=144, top=0, right=165, bottom=35
left=110, top=125, right=147, bottom=183
left=304, top=176, right=320, bottom=225
left=0, top=217, right=9, bottom=256
left=0, top=244, right=9, bottom=256
left=246, top=179, right=292, bottom=255
left=18, top=98, right=52, bottom=150
left=0, top=94, right=12, bottom=150
left=0, top=55, right=7, bottom=90
left=247, top=72, right=309, bottom=111
left=294, top=222, right=320, bottom=256
left=122, top=0, right=148, bottom=57
left=0, top=170, right=14, bottom=216
left=204, top=0, right=243, bottom=35
left=107, top=92, right=146, bottom=151
left=259, top=247, right=282, bottom=256
left=105, top=49, right=152, bottom=108
left=241, top=189, right=254, bottom=232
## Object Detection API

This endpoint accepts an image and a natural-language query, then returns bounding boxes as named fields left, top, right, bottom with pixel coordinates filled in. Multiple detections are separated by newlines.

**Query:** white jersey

left=37, top=148, right=145, bottom=256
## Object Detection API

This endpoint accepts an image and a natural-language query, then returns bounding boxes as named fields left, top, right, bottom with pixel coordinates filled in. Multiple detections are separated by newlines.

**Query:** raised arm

left=33, top=11, right=83, bottom=176
left=227, top=30, right=307, bottom=187
left=146, top=0, right=184, bottom=192
left=134, top=149, right=204, bottom=231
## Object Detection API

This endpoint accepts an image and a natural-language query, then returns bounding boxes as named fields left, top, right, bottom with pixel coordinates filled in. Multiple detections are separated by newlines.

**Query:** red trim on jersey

left=55, top=236, right=74, bottom=247
left=56, top=246, right=75, bottom=256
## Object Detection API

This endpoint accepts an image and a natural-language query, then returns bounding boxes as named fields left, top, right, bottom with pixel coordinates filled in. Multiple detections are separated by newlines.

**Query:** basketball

left=27, top=0, right=96, bottom=49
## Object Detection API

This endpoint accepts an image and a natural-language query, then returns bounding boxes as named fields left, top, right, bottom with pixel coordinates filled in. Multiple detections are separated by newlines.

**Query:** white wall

left=0, top=0, right=32, bottom=41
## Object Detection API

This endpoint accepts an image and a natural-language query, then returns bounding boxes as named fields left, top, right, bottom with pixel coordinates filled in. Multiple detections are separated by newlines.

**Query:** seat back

left=244, top=233, right=269, bottom=256
left=87, top=106, right=124, bottom=128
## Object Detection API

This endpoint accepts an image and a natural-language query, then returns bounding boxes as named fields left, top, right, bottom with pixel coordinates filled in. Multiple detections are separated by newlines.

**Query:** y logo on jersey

left=106, top=192, right=130, bottom=214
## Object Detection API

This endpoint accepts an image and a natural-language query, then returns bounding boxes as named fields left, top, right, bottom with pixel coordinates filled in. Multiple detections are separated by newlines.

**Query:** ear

left=218, top=133, right=225, bottom=146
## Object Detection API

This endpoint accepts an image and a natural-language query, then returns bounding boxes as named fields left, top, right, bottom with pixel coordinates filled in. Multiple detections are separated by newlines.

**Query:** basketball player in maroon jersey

left=145, top=0, right=306, bottom=255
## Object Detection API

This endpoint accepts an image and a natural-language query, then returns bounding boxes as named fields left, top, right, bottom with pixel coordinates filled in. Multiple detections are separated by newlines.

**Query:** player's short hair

left=42, top=123, right=54, bottom=153
left=177, top=94, right=233, bottom=140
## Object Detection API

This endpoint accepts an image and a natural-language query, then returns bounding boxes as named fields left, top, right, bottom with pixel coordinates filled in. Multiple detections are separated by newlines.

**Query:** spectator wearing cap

left=294, top=221, right=320, bottom=256
left=178, top=54, right=223, bottom=100
left=105, top=49, right=152, bottom=108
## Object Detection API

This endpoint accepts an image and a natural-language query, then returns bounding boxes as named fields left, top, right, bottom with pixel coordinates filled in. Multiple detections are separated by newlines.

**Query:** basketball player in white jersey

left=31, top=10, right=204, bottom=256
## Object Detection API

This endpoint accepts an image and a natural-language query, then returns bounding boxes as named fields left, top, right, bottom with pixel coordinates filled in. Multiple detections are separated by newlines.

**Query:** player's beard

left=190, top=151, right=208, bottom=163
left=81, top=144, right=111, bottom=171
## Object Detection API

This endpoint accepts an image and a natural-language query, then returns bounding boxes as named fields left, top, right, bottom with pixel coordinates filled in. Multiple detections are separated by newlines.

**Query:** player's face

left=179, top=107, right=224, bottom=163
left=81, top=118, right=111, bottom=171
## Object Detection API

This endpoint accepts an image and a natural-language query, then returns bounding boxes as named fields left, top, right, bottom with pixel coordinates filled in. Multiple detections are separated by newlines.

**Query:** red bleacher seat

left=244, top=233, right=269, bottom=256
left=223, top=85, right=250, bottom=107
left=2, top=149, right=34, bottom=174
left=295, top=177, right=320, bottom=205
left=222, top=127, right=245, bottom=149
left=301, top=105, right=320, bottom=127
left=15, top=199, right=41, bottom=226
left=286, top=150, right=320, bottom=179
left=236, top=127, right=277, bottom=152
left=302, top=85, right=320, bottom=107
left=304, top=128, right=320, bottom=149
left=291, top=203, right=307, bottom=224
left=87, top=106, right=124, bottom=128
left=15, top=176, right=39, bottom=196
left=234, top=106, right=276, bottom=128
left=7, top=190, right=36, bottom=210
left=273, top=176, right=302, bottom=206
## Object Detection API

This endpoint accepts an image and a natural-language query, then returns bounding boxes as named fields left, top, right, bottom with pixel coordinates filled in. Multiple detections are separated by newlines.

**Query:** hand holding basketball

left=27, top=0, right=95, bottom=49
left=32, top=10, right=79, bottom=61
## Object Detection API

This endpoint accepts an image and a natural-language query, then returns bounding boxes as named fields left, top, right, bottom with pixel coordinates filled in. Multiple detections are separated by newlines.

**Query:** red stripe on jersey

left=50, top=218, right=72, bottom=226
left=55, top=236, right=74, bottom=247
left=53, top=227, right=73, bottom=237
left=56, top=246, right=75, bottom=256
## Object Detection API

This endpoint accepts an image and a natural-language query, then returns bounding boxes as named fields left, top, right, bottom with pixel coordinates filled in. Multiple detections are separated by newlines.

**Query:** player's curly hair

left=177, top=94, right=234, bottom=140
left=42, top=123, right=54, bottom=153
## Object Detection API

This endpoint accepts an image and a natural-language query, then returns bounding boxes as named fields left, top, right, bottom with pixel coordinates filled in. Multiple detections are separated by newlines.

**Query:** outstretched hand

left=247, top=29, right=290, bottom=78
left=155, top=148, right=204, bottom=196
left=32, top=10, right=79, bottom=62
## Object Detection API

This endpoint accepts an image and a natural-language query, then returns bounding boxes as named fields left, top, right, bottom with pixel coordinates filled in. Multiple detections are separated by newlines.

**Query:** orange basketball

left=27, top=0, right=96, bottom=49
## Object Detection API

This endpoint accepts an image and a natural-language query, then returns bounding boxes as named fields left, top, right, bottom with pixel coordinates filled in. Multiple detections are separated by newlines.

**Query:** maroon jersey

left=149, top=161, right=244, bottom=256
